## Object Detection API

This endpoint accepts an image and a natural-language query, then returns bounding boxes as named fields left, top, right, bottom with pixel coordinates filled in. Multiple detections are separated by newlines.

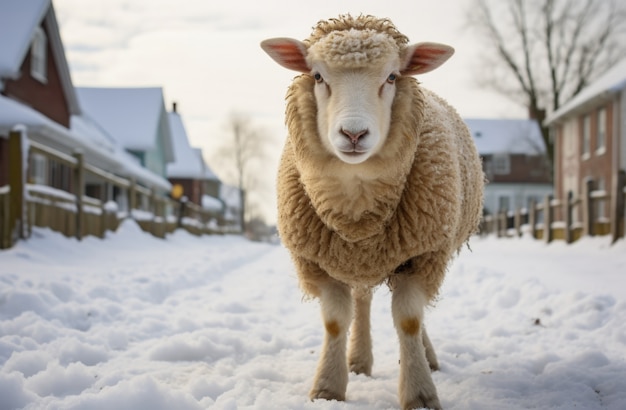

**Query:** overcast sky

left=52, top=0, right=525, bottom=221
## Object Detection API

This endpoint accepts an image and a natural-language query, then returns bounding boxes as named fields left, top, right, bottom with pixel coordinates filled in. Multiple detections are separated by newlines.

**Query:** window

left=596, top=108, right=606, bottom=154
left=29, top=153, right=48, bottom=185
left=582, top=115, right=590, bottom=158
left=493, top=153, right=510, bottom=175
left=595, top=177, right=606, bottom=219
left=31, top=27, right=47, bottom=83
left=498, top=195, right=511, bottom=212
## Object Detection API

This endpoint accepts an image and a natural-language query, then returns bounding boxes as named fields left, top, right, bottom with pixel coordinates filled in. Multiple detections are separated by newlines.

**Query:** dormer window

left=31, top=27, right=48, bottom=83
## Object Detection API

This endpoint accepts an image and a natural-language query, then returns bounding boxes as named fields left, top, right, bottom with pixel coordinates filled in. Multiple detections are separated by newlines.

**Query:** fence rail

left=1, top=130, right=224, bottom=249
left=481, top=170, right=626, bottom=245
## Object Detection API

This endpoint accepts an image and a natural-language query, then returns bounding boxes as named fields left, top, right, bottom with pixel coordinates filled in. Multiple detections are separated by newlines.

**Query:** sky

left=1, top=223, right=626, bottom=409
left=51, top=0, right=526, bottom=176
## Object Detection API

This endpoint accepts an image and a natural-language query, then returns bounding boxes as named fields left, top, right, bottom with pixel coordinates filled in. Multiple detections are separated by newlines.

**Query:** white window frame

left=493, top=153, right=510, bottom=175
left=596, top=108, right=606, bottom=155
left=581, top=114, right=591, bottom=159
left=30, top=153, right=48, bottom=185
left=31, top=27, right=48, bottom=83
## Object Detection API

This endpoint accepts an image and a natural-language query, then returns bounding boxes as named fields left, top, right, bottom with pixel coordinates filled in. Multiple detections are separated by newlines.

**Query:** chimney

left=172, top=101, right=177, bottom=113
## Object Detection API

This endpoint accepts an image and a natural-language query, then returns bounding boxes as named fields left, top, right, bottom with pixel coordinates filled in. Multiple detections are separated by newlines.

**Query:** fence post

left=565, top=191, right=573, bottom=244
left=611, top=170, right=626, bottom=244
left=73, top=151, right=85, bottom=241
left=8, top=131, right=26, bottom=242
left=129, top=178, right=137, bottom=218
left=583, top=178, right=594, bottom=237
left=544, top=194, right=553, bottom=243
left=514, top=207, right=522, bottom=237
left=529, top=198, right=537, bottom=239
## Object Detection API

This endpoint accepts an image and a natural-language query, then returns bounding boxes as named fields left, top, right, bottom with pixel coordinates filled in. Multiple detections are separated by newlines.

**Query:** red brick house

left=0, top=0, right=79, bottom=189
left=547, top=58, right=626, bottom=225
left=166, top=103, right=223, bottom=214
left=0, top=0, right=171, bottom=208
left=465, top=118, right=553, bottom=215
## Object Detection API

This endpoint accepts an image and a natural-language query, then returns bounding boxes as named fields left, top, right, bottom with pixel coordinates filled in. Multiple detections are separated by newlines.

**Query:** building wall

left=484, top=182, right=553, bottom=215
left=554, top=98, right=618, bottom=222
left=2, top=23, right=70, bottom=128
left=169, top=178, right=202, bottom=205
left=620, top=91, right=626, bottom=171
left=578, top=101, right=614, bottom=219
left=0, top=137, right=7, bottom=186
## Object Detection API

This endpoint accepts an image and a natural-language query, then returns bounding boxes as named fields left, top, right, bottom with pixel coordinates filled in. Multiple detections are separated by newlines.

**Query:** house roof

left=465, top=118, right=546, bottom=155
left=0, top=94, right=171, bottom=191
left=0, top=0, right=80, bottom=115
left=546, top=58, right=626, bottom=124
left=166, top=111, right=219, bottom=180
left=193, top=148, right=219, bottom=181
left=76, top=87, right=174, bottom=161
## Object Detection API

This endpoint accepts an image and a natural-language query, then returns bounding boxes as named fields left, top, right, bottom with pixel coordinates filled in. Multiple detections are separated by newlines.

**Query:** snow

left=1, top=223, right=625, bottom=410
left=76, top=87, right=172, bottom=157
left=548, top=58, right=626, bottom=123
left=0, top=95, right=171, bottom=192
left=465, top=118, right=546, bottom=155
left=0, top=0, right=48, bottom=78
left=166, top=113, right=218, bottom=182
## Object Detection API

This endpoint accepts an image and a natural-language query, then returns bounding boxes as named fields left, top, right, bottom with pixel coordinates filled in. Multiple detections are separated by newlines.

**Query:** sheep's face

left=309, top=59, right=399, bottom=164
left=261, top=25, right=454, bottom=164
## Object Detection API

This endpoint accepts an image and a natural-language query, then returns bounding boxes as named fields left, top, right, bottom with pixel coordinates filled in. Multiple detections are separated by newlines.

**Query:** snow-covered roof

left=547, top=58, right=626, bottom=124
left=0, top=0, right=48, bottom=78
left=76, top=87, right=173, bottom=161
left=0, top=94, right=171, bottom=191
left=166, top=110, right=220, bottom=180
left=0, top=0, right=80, bottom=115
left=193, top=148, right=219, bottom=181
left=465, top=118, right=546, bottom=155
left=70, top=114, right=172, bottom=191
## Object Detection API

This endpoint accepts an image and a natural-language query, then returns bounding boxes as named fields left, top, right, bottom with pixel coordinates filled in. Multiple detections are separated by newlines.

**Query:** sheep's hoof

left=402, top=393, right=442, bottom=410
left=349, top=361, right=372, bottom=376
left=428, top=359, right=440, bottom=372
left=310, top=389, right=345, bottom=402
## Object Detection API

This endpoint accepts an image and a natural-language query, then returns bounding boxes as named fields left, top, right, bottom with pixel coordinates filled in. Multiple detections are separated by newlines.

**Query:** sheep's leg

left=310, top=278, right=353, bottom=401
left=391, top=273, right=441, bottom=410
left=422, top=326, right=439, bottom=371
left=348, top=287, right=373, bottom=375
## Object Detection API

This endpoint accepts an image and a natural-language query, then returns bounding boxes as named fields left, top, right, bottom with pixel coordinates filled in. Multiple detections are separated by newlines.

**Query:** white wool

left=307, top=29, right=400, bottom=68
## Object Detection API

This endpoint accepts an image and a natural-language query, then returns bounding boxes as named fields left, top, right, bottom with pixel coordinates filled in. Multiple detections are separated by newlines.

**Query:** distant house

left=0, top=0, right=170, bottom=200
left=546, top=58, right=626, bottom=223
left=166, top=103, right=223, bottom=216
left=76, top=86, right=175, bottom=191
left=465, top=118, right=553, bottom=215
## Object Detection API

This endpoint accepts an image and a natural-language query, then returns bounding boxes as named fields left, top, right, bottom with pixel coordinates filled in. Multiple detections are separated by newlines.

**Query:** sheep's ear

left=260, top=38, right=310, bottom=73
left=400, top=42, right=454, bottom=76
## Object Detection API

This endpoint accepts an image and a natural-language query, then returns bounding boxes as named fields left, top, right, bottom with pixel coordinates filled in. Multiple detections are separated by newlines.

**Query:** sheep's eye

left=387, top=73, right=397, bottom=84
left=314, top=73, right=323, bottom=83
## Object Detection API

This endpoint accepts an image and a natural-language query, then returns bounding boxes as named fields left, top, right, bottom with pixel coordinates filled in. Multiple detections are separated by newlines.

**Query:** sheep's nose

left=341, top=128, right=368, bottom=144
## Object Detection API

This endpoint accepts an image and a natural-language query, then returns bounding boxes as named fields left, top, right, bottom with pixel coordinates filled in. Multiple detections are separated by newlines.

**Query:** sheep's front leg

left=391, top=274, right=441, bottom=410
left=310, top=278, right=353, bottom=401
left=348, top=287, right=373, bottom=375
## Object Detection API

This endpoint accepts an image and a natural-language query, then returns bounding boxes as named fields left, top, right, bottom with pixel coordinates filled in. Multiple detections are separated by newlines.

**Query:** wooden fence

left=1, top=130, right=223, bottom=249
left=481, top=170, right=626, bottom=244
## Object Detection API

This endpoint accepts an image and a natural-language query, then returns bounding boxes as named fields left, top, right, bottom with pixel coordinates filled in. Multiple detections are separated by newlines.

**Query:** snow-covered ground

left=1, top=221, right=625, bottom=410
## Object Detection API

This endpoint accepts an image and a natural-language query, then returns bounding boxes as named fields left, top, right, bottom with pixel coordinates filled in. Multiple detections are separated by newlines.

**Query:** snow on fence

left=481, top=170, right=626, bottom=245
left=0, top=130, right=222, bottom=249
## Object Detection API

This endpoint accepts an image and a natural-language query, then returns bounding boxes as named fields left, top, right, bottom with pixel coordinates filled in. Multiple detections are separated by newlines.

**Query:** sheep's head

left=261, top=15, right=454, bottom=165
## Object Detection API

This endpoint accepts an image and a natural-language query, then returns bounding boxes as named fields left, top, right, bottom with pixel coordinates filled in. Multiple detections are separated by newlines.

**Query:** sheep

left=261, top=14, right=484, bottom=410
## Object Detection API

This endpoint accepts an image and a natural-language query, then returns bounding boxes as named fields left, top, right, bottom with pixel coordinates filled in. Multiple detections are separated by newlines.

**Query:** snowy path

left=1, top=221, right=626, bottom=410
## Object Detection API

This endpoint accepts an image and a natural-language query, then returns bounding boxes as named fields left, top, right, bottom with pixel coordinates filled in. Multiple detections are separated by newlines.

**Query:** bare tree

left=214, top=112, right=272, bottom=234
left=466, top=0, right=626, bottom=169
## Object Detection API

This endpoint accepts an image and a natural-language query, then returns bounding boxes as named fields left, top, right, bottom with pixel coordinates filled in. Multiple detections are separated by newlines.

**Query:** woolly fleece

left=276, top=16, right=484, bottom=301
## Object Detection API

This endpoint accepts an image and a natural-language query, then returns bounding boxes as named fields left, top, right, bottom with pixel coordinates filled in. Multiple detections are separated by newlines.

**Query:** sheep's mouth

left=341, top=150, right=367, bottom=156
